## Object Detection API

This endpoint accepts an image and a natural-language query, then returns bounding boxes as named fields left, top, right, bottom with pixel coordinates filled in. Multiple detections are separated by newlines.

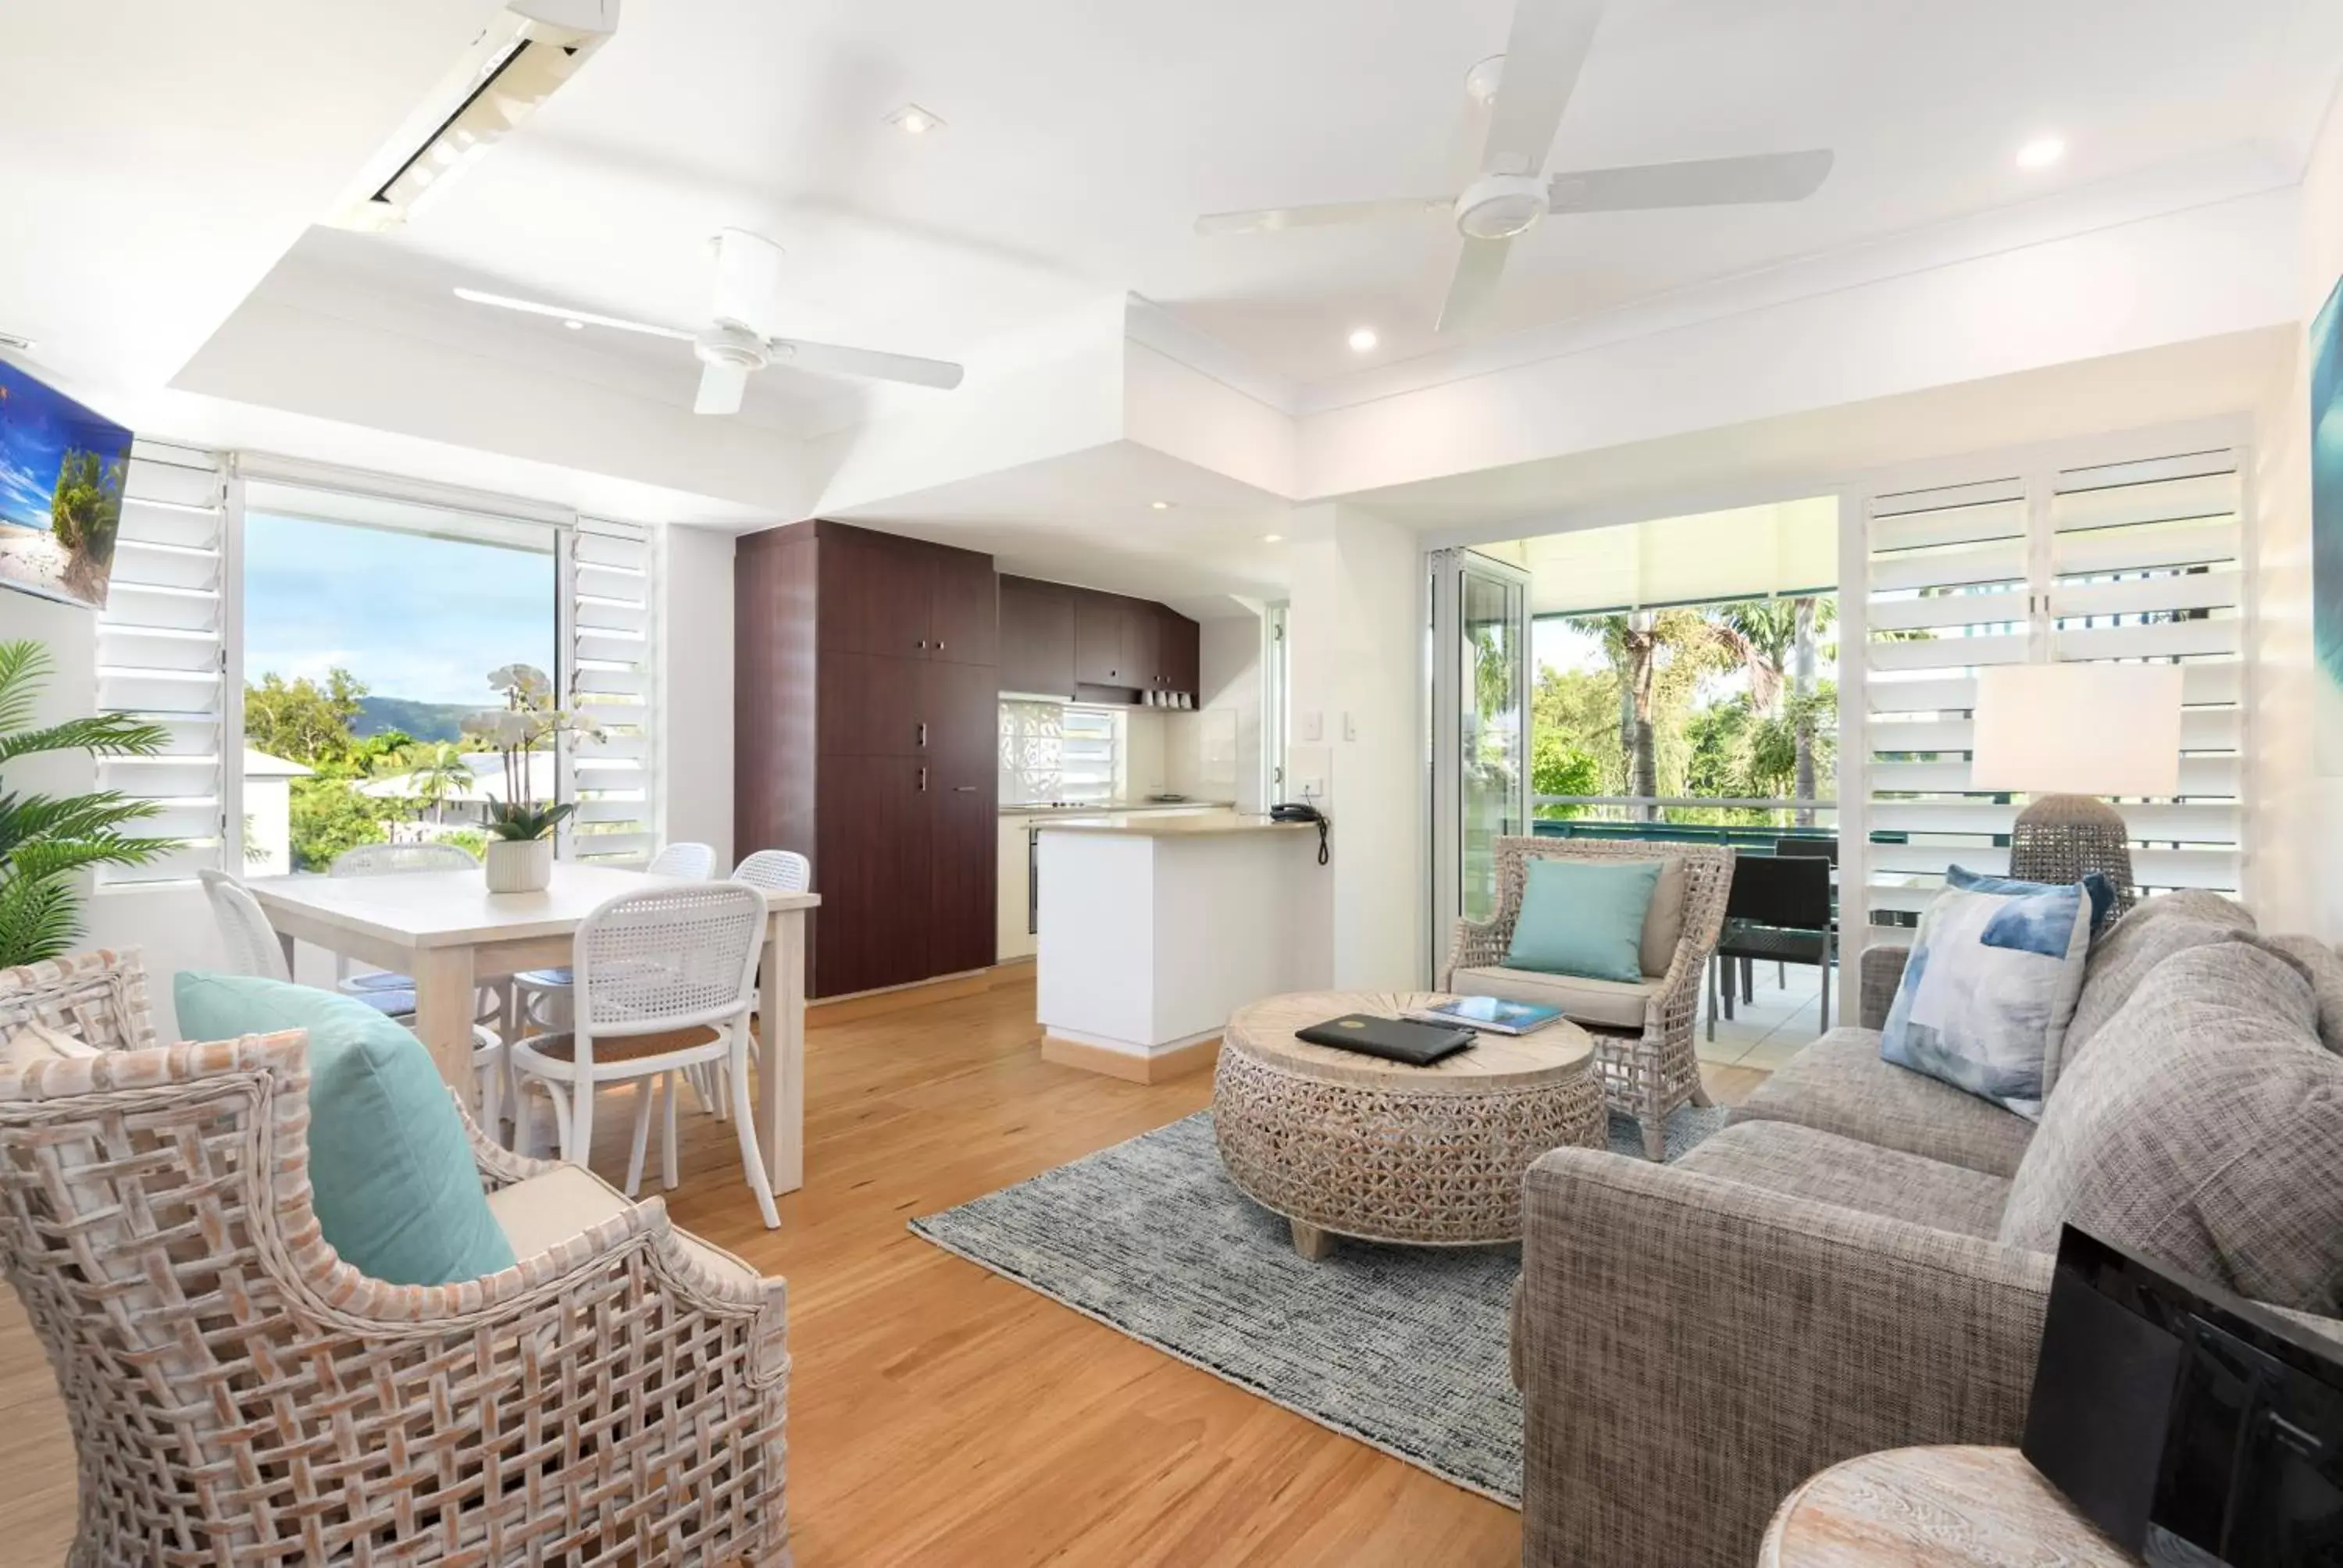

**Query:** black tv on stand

left=2023, top=1225, right=2343, bottom=1566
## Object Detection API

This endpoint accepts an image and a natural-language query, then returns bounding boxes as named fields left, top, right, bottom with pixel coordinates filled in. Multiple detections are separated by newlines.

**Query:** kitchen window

left=1000, top=700, right=1124, bottom=804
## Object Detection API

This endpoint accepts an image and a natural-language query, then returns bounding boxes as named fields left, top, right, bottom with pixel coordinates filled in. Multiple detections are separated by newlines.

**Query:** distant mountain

left=353, top=696, right=483, bottom=744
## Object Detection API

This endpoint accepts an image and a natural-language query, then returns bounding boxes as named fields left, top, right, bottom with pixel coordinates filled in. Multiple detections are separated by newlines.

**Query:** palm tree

left=0, top=640, right=177, bottom=966
left=1581, top=610, right=1731, bottom=818
left=1713, top=597, right=1835, bottom=822
left=383, top=741, right=476, bottom=825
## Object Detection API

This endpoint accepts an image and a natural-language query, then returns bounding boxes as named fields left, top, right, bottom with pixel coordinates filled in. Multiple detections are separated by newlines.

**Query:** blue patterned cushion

left=1880, top=867, right=2095, bottom=1120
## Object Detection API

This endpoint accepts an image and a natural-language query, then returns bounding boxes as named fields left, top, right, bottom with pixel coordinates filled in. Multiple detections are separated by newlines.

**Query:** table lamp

left=1970, top=663, right=2184, bottom=912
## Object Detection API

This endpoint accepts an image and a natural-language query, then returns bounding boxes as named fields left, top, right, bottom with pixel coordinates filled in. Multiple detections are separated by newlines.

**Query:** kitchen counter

left=1037, top=814, right=1311, bottom=839
left=1034, top=809, right=1325, bottom=1083
left=1000, top=799, right=1233, bottom=818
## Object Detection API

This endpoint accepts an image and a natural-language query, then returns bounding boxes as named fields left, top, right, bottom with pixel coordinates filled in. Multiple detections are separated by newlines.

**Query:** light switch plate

left=1343, top=712, right=1358, bottom=742
left=1300, top=711, right=1324, bottom=743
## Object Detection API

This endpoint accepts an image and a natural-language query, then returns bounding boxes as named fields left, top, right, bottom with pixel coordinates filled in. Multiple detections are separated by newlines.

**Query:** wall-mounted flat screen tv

left=0, top=360, right=134, bottom=611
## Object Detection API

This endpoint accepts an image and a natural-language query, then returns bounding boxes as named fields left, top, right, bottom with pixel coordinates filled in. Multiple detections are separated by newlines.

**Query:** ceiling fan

left=1195, top=0, right=1835, bottom=332
left=454, top=227, right=965, bottom=415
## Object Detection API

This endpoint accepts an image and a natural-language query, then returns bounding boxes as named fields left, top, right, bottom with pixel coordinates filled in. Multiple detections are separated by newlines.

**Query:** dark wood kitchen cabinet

left=997, top=575, right=1076, bottom=697
left=736, top=519, right=999, bottom=999
left=1004, top=576, right=1202, bottom=703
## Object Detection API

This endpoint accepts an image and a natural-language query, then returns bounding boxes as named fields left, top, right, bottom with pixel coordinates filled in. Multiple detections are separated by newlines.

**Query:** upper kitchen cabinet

left=1157, top=604, right=1201, bottom=696
left=998, top=576, right=1077, bottom=697
left=1072, top=589, right=1128, bottom=686
left=815, top=524, right=995, bottom=664
left=1016, top=578, right=1201, bottom=701
left=927, top=543, right=999, bottom=666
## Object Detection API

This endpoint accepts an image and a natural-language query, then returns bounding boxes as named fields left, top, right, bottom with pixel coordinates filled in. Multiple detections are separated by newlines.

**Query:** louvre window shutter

left=565, top=519, right=654, bottom=863
left=94, top=441, right=232, bottom=885
left=2045, top=451, right=2242, bottom=896
left=1858, top=444, right=2244, bottom=928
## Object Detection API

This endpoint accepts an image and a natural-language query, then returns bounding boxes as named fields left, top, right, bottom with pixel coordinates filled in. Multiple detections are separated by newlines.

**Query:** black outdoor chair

left=1707, top=851, right=1835, bottom=1038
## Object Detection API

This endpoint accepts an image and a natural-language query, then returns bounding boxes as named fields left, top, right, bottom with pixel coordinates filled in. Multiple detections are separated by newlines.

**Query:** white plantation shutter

left=564, top=519, right=654, bottom=863
left=93, top=440, right=233, bottom=884
left=1857, top=444, right=2244, bottom=928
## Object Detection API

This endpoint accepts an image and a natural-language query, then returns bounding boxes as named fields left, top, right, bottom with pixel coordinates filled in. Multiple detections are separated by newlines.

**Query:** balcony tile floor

left=1696, top=960, right=1833, bottom=1071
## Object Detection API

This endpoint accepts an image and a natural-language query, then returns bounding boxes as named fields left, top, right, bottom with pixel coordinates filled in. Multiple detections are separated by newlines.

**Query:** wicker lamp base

left=2008, top=793, right=2134, bottom=915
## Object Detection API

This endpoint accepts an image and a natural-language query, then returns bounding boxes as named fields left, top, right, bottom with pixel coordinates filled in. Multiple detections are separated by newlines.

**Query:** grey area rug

left=908, top=1104, right=1729, bottom=1506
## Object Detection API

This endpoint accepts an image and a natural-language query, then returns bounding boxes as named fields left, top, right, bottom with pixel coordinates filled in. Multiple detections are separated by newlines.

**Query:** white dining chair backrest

left=730, top=849, right=811, bottom=894
left=575, top=882, right=765, bottom=1037
left=330, top=842, right=478, bottom=875
left=645, top=842, right=717, bottom=882
left=198, top=870, right=292, bottom=983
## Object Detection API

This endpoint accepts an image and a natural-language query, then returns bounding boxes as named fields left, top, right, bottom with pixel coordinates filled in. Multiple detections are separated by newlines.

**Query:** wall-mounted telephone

left=1271, top=802, right=1330, bottom=864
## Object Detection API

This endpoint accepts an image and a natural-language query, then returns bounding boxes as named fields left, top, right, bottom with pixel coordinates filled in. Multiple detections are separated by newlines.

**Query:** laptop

left=1293, top=1013, right=1477, bottom=1067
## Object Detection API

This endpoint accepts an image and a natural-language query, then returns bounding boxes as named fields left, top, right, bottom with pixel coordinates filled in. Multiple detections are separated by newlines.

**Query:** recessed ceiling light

left=1261, top=533, right=1284, bottom=543
left=1150, top=500, right=1174, bottom=511
left=1347, top=326, right=1379, bottom=352
left=886, top=103, right=945, bottom=136
left=2015, top=135, right=2066, bottom=170
left=562, top=318, right=585, bottom=330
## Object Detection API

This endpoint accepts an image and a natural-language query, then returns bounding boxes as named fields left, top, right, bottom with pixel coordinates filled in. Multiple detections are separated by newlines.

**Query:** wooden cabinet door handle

left=953, top=785, right=976, bottom=792
left=935, top=640, right=945, bottom=650
left=918, top=722, right=927, bottom=747
left=918, top=767, right=928, bottom=792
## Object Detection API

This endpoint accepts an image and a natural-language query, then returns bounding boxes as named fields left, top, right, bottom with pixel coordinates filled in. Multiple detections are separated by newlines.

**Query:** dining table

left=245, top=862, right=821, bottom=1195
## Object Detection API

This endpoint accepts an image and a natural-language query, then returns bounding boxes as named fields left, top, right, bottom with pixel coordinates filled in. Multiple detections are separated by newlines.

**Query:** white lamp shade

left=1970, top=664, right=2184, bottom=796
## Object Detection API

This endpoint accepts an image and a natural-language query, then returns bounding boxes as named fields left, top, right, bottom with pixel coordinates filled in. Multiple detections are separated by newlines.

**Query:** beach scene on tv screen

left=0, top=361, right=134, bottom=610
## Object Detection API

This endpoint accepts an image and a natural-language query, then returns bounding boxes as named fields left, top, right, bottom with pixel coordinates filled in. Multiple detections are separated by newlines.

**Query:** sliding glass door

left=1428, top=549, right=1532, bottom=971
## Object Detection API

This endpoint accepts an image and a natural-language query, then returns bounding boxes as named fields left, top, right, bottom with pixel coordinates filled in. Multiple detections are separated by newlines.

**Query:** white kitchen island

left=1035, top=813, right=1325, bottom=1081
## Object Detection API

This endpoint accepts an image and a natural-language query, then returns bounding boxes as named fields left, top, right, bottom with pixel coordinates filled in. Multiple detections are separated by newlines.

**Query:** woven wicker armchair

left=0, top=949, right=790, bottom=1568
left=1441, top=838, right=1735, bottom=1160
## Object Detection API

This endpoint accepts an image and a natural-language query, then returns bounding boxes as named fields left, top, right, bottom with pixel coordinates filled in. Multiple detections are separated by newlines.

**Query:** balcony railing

left=1529, top=795, right=1838, bottom=850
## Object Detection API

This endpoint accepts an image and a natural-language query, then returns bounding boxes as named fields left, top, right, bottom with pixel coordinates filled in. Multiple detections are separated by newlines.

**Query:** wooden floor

left=0, top=968, right=1769, bottom=1566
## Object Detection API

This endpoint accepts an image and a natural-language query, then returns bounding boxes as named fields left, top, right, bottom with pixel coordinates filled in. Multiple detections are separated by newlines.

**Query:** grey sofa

left=1512, top=892, right=2343, bottom=1568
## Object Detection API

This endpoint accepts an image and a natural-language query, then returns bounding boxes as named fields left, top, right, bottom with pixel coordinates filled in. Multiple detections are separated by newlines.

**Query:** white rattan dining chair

left=329, top=841, right=481, bottom=1007
left=512, top=842, right=719, bottom=1031
left=198, top=869, right=293, bottom=982
left=733, top=848, right=811, bottom=893
left=508, top=881, right=779, bottom=1228
left=688, top=849, right=813, bottom=1117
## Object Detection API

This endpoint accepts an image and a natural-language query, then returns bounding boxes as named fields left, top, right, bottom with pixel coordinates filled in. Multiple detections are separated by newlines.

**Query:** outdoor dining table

left=244, top=862, right=821, bottom=1195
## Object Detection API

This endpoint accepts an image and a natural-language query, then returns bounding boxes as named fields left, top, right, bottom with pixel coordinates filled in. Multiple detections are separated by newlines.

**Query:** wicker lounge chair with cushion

left=0, top=948, right=790, bottom=1567
left=1442, top=837, right=1735, bottom=1159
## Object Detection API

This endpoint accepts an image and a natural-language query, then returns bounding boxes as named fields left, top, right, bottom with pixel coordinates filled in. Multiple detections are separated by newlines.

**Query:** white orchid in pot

left=461, top=664, right=604, bottom=893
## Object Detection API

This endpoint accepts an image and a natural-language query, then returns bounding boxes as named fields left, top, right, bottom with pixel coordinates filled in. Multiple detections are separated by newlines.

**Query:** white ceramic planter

left=483, top=837, right=554, bottom=894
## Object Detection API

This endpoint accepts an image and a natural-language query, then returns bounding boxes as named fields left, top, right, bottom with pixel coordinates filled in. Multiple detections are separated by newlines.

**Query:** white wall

left=656, top=525, right=737, bottom=868
left=2249, top=87, right=2343, bottom=937
left=1196, top=613, right=1264, bottom=813
left=1283, top=504, right=1425, bottom=989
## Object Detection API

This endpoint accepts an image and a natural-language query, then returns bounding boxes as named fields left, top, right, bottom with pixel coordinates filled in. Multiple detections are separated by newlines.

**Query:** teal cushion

left=1503, top=857, right=1664, bottom=983
left=173, top=972, right=517, bottom=1286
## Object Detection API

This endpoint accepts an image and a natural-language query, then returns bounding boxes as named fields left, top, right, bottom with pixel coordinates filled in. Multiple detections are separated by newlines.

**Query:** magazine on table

left=1403, top=996, right=1564, bottom=1035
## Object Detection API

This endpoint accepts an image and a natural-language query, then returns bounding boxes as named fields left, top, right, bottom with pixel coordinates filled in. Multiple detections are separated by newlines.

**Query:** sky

left=0, top=360, right=134, bottom=531
left=244, top=511, right=555, bottom=704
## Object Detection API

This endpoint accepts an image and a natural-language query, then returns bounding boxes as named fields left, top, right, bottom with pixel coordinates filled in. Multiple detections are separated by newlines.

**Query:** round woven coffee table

left=1213, top=990, right=1602, bottom=1259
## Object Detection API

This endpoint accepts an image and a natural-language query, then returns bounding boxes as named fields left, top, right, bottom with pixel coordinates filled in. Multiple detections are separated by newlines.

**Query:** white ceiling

left=0, top=1, right=498, bottom=391
left=235, top=0, right=2339, bottom=413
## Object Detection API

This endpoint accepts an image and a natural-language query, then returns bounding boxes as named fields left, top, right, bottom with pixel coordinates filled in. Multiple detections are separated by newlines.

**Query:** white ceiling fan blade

left=451, top=287, right=695, bottom=340
left=710, top=228, right=786, bottom=337
left=1548, top=149, right=1835, bottom=213
left=1478, top=0, right=1606, bottom=177
left=770, top=338, right=965, bottom=390
left=1436, top=236, right=1513, bottom=333
left=1196, top=198, right=1451, bottom=237
left=694, top=361, right=749, bottom=415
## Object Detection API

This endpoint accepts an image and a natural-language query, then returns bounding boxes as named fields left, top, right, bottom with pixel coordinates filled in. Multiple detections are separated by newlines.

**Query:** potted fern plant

left=0, top=640, right=177, bottom=967
left=462, top=663, right=602, bottom=894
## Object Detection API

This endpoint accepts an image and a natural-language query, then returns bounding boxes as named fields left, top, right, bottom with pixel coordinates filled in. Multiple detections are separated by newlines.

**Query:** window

left=999, top=700, right=1124, bottom=804
left=94, top=441, right=230, bottom=884
left=1854, top=443, right=2243, bottom=929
